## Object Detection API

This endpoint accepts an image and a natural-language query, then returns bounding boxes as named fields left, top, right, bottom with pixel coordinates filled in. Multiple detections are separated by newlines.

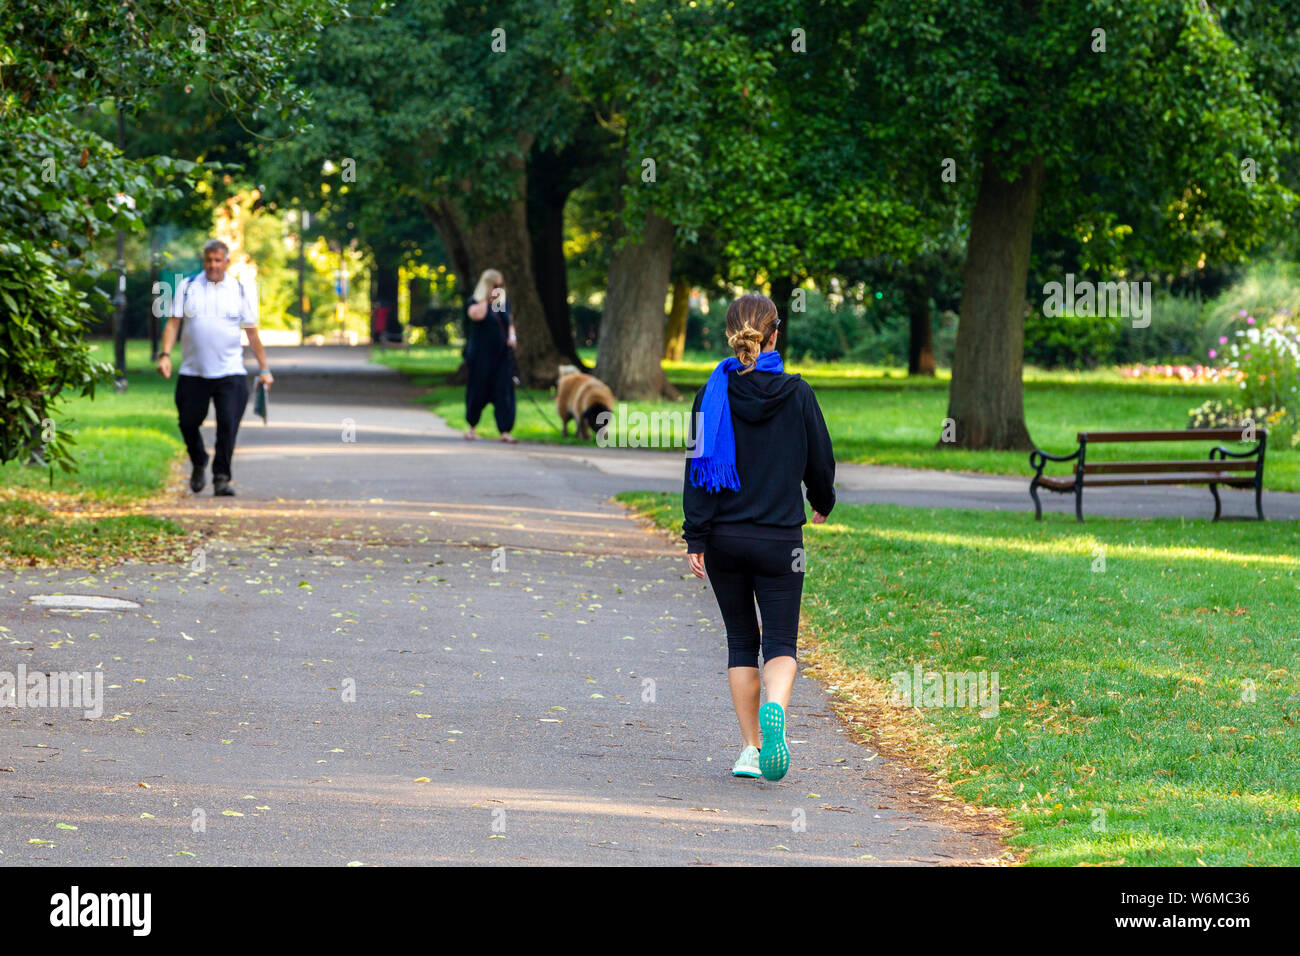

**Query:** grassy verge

left=617, top=491, right=1300, bottom=866
left=0, top=340, right=190, bottom=567
left=372, top=348, right=1300, bottom=490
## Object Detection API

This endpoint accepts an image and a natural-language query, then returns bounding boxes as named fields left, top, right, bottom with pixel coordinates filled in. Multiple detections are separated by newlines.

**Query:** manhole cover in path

left=26, top=595, right=141, bottom=611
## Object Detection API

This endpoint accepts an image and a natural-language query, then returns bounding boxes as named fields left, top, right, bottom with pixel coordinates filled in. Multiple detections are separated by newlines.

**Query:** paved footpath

left=1, top=348, right=1004, bottom=866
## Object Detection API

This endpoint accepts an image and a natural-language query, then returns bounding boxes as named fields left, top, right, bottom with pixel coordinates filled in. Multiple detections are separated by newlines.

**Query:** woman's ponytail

left=724, top=294, right=779, bottom=372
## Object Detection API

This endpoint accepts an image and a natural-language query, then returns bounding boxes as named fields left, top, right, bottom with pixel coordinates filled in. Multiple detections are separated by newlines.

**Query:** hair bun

left=727, top=326, right=765, bottom=366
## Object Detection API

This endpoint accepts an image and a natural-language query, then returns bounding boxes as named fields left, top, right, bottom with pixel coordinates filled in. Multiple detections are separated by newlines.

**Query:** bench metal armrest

left=1029, top=447, right=1081, bottom=474
left=1210, top=444, right=1263, bottom=459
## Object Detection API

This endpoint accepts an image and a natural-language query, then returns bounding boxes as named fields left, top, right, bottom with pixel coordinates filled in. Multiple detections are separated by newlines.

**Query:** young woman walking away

left=464, top=268, right=519, bottom=443
left=682, top=294, right=836, bottom=781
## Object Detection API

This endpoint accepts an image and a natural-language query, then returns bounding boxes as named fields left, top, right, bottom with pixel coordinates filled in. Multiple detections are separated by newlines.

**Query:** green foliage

left=1185, top=397, right=1288, bottom=437
left=1203, top=260, right=1300, bottom=337
left=1024, top=310, right=1123, bottom=370
left=1114, top=291, right=1208, bottom=364
left=0, top=0, right=350, bottom=465
left=0, top=340, right=186, bottom=499
left=0, top=239, right=111, bottom=469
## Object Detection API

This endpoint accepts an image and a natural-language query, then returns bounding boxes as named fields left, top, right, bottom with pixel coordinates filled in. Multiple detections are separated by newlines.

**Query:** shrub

left=1185, top=311, right=1300, bottom=448
left=1023, top=309, right=1122, bottom=369
left=0, top=239, right=113, bottom=469
left=1114, top=291, right=1209, bottom=363
left=1222, top=316, right=1300, bottom=410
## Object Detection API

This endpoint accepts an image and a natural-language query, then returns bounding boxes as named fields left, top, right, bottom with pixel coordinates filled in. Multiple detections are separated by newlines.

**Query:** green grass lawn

left=0, top=340, right=183, bottom=501
left=0, top=340, right=187, bottom=566
left=373, top=347, right=1300, bottom=491
left=618, top=491, right=1300, bottom=866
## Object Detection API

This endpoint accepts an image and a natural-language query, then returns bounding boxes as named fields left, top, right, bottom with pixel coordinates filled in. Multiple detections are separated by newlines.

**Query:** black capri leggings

left=703, top=533, right=805, bottom=669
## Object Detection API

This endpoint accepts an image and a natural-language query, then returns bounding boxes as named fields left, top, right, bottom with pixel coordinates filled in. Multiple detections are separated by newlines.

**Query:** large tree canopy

left=0, top=0, right=349, bottom=466
left=859, top=0, right=1299, bottom=448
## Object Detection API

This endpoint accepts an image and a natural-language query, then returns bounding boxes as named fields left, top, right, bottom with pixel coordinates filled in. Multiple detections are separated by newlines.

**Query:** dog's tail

left=583, top=402, right=612, bottom=437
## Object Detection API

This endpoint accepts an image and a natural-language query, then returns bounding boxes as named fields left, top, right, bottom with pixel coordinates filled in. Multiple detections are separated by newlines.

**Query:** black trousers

left=175, top=373, right=249, bottom=479
left=465, top=348, right=516, bottom=433
left=703, top=533, right=805, bottom=669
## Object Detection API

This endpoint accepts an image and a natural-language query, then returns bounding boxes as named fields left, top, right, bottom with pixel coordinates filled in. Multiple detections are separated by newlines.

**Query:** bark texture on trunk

left=527, top=148, right=586, bottom=369
left=425, top=197, right=473, bottom=296
left=596, top=209, right=679, bottom=400
left=905, top=274, right=936, bottom=376
left=421, top=146, right=563, bottom=387
left=943, top=153, right=1045, bottom=450
left=663, top=276, right=689, bottom=361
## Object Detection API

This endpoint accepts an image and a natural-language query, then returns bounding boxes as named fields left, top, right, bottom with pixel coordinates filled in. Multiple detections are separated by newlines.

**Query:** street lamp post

left=112, top=101, right=128, bottom=392
left=298, top=209, right=310, bottom=345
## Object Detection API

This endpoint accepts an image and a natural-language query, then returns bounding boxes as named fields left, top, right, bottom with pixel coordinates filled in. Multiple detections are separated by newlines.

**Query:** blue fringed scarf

left=689, top=349, right=785, bottom=492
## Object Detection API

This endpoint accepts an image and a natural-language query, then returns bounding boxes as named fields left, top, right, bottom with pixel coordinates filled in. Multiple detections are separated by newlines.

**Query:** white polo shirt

left=171, top=271, right=258, bottom=378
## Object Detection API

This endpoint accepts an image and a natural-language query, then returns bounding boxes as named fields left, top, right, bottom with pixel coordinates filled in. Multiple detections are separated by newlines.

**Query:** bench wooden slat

left=1083, top=459, right=1258, bottom=475
left=1074, top=474, right=1253, bottom=487
left=1077, top=429, right=1261, bottom=443
left=1037, top=472, right=1255, bottom=490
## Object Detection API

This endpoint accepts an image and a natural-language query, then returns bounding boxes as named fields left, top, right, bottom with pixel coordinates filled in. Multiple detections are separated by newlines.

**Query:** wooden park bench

left=1029, top=429, right=1267, bottom=522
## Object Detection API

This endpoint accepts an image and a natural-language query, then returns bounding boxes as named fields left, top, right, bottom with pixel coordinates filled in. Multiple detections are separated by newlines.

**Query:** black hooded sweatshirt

left=681, top=368, right=836, bottom=554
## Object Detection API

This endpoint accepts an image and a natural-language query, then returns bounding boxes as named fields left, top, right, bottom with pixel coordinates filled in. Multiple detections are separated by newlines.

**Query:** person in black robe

left=464, top=268, right=518, bottom=442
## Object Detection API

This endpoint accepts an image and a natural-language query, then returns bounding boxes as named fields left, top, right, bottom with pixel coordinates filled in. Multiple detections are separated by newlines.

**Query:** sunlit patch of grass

left=617, top=491, right=1300, bottom=866
left=0, top=497, right=189, bottom=568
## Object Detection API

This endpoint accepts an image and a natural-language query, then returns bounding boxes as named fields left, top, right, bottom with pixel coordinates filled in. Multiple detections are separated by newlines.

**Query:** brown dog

left=555, top=365, right=615, bottom=440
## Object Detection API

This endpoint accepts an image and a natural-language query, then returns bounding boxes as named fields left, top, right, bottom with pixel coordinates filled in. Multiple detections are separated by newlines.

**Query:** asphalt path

left=1, top=348, right=1005, bottom=866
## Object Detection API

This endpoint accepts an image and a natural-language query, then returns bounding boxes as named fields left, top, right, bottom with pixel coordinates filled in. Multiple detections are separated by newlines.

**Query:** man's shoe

left=190, top=463, right=207, bottom=493
left=213, top=477, right=235, bottom=497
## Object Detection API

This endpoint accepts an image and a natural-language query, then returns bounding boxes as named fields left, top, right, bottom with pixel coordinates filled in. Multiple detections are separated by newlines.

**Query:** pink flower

left=1219, top=336, right=1228, bottom=344
left=1239, top=310, right=1249, bottom=317
left=1247, top=317, right=1256, bottom=325
left=1208, top=349, right=1217, bottom=359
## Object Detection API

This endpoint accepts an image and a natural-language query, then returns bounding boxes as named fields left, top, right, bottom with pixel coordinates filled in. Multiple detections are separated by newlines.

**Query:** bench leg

left=1074, top=481, right=1084, bottom=523
left=1255, top=481, right=1265, bottom=521
left=1030, top=479, right=1042, bottom=520
left=1209, top=482, right=1221, bottom=522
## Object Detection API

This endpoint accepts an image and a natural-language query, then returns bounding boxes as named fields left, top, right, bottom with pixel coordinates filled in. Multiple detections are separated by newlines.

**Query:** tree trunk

left=425, top=197, right=474, bottom=297
left=408, top=273, right=430, bottom=332
left=943, top=153, right=1045, bottom=450
left=527, top=150, right=586, bottom=369
left=905, top=273, right=935, bottom=376
left=463, top=200, right=560, bottom=386
left=596, top=209, right=679, bottom=400
left=663, top=276, right=689, bottom=361
left=770, top=275, right=795, bottom=357
left=422, top=146, right=563, bottom=387
left=148, top=227, right=161, bottom=360
left=370, top=249, right=401, bottom=344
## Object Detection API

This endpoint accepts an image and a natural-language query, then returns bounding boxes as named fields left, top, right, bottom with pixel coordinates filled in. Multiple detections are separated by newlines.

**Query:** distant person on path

left=156, top=239, right=273, bottom=496
left=682, top=294, right=836, bottom=781
left=463, top=268, right=518, bottom=443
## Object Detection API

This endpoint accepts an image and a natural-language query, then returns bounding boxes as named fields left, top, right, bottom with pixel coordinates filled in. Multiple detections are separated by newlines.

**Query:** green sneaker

left=732, top=745, right=761, bottom=778
left=759, top=702, right=789, bottom=780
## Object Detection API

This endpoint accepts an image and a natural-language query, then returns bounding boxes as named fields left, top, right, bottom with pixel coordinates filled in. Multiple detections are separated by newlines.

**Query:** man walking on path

left=156, top=239, right=274, bottom=496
